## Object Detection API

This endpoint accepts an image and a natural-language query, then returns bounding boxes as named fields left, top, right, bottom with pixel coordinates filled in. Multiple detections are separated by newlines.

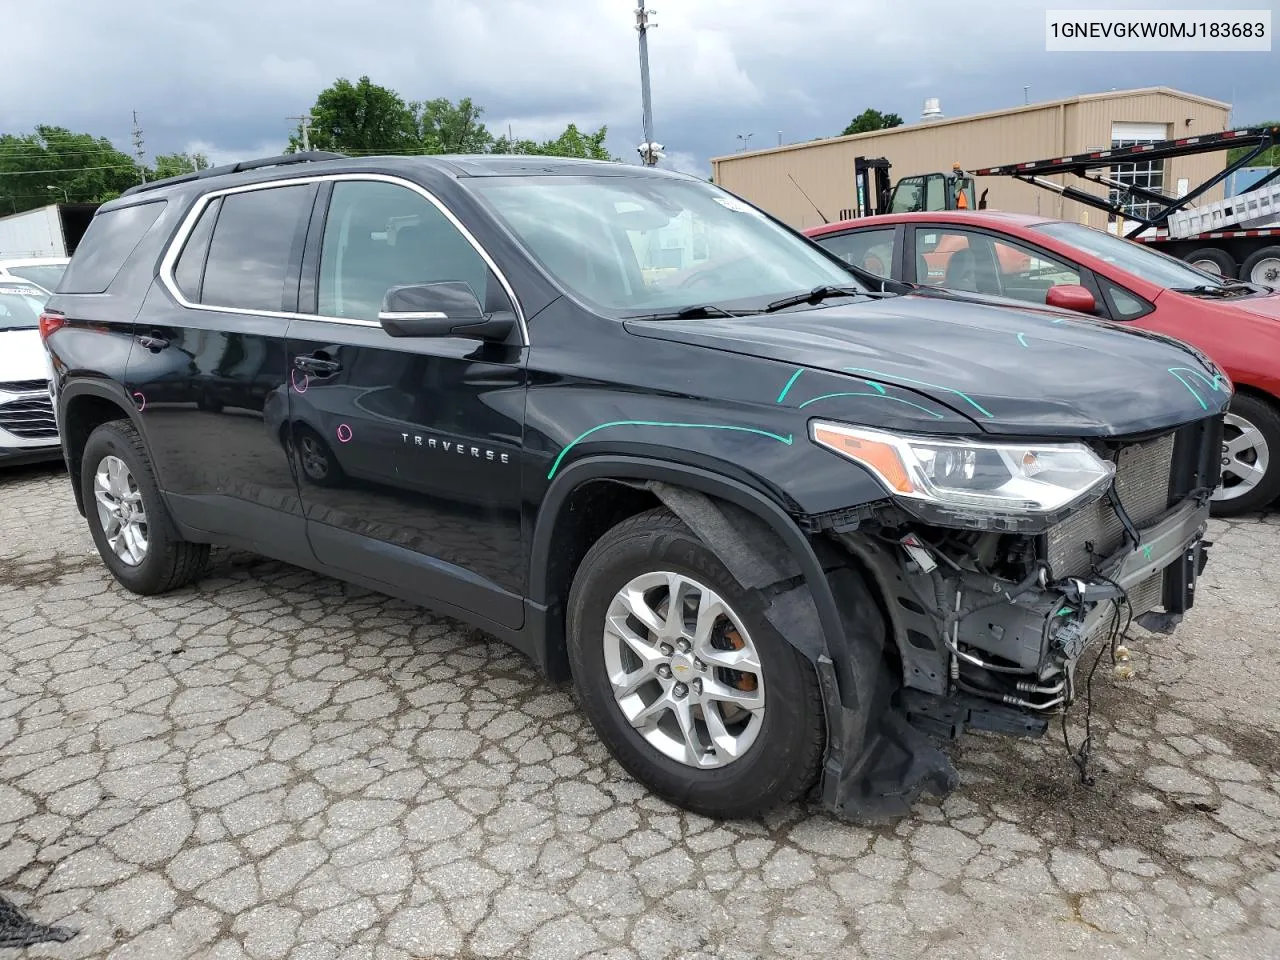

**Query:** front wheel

left=1212, top=392, right=1280, bottom=516
left=566, top=508, right=826, bottom=819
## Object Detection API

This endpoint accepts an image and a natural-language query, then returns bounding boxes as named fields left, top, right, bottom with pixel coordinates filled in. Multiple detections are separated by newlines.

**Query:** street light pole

left=635, top=2, right=663, bottom=166
left=46, top=185, right=68, bottom=203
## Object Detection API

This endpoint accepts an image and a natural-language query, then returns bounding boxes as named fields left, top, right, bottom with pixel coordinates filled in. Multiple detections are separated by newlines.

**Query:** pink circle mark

left=336, top=423, right=353, bottom=444
left=132, top=391, right=146, bottom=412
left=291, top=369, right=310, bottom=394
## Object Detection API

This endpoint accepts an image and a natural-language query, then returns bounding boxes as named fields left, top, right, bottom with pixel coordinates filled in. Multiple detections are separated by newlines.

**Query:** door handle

left=294, top=355, right=342, bottom=375
left=135, top=334, right=169, bottom=351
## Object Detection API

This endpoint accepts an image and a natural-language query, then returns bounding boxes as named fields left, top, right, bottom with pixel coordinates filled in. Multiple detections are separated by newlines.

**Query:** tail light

left=38, top=312, right=66, bottom=340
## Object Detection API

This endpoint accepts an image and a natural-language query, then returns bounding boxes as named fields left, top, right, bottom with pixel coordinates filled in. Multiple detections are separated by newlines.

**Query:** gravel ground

left=1, top=462, right=1278, bottom=960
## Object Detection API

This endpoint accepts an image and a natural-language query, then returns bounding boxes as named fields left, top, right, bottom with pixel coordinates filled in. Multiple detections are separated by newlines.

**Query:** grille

left=0, top=395, right=57, bottom=439
left=0, top=380, right=47, bottom=393
left=1046, top=432, right=1175, bottom=579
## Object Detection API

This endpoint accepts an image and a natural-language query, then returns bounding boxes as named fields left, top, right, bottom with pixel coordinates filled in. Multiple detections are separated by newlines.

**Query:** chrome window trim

left=377, top=311, right=448, bottom=320
left=157, top=172, right=529, bottom=343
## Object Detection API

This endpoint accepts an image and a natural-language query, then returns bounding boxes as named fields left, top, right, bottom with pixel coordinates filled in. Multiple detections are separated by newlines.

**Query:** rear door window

left=813, top=228, right=896, bottom=278
left=60, top=201, right=166, bottom=294
left=200, top=185, right=314, bottom=312
left=172, top=197, right=221, bottom=302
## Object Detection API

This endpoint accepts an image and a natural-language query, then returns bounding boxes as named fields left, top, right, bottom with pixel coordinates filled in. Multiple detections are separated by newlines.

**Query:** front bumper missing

left=816, top=496, right=1211, bottom=821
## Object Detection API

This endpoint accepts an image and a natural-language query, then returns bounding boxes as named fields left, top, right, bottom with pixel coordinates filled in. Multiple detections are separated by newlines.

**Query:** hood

left=0, top=329, right=51, bottom=385
left=624, top=293, right=1228, bottom=437
left=1215, top=290, right=1280, bottom=322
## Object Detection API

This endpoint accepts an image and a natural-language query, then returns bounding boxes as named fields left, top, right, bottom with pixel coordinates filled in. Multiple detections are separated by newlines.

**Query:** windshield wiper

left=1172, top=282, right=1254, bottom=297
left=763, top=284, right=868, bottom=313
left=629, top=304, right=760, bottom=321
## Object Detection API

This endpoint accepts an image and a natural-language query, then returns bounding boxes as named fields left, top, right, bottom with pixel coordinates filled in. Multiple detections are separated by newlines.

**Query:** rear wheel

left=1212, top=393, right=1280, bottom=516
left=566, top=508, right=825, bottom=819
left=1241, top=246, right=1280, bottom=288
left=1183, top=247, right=1236, bottom=279
left=81, top=420, right=210, bottom=594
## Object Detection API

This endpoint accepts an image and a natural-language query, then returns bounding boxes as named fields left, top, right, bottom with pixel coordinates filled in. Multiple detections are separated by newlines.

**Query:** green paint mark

left=1016, top=332, right=1029, bottom=348
left=842, top=366, right=994, bottom=419
left=798, top=391, right=946, bottom=419
left=547, top=421, right=794, bottom=480
left=859, top=379, right=886, bottom=395
left=776, top=368, right=804, bottom=403
left=1167, top=366, right=1229, bottom=411
left=1142, top=544, right=1153, bottom=560
left=1056, top=606, right=1074, bottom=617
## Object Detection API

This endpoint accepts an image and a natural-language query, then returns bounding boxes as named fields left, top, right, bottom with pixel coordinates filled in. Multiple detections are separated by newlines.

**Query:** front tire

left=1212, top=392, right=1280, bottom=516
left=81, top=420, right=210, bottom=594
left=566, top=508, right=825, bottom=819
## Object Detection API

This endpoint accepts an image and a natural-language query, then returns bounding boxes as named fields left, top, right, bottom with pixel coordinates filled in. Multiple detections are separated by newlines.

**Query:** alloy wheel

left=93, top=455, right=149, bottom=566
left=1214, top=411, right=1270, bottom=502
left=602, top=571, right=766, bottom=768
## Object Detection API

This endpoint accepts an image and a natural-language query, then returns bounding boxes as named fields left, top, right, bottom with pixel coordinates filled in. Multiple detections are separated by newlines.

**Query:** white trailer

left=0, top=203, right=99, bottom=259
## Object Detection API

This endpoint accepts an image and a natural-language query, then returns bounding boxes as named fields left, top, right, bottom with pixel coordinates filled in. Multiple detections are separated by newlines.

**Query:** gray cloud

left=4, top=0, right=1276, bottom=176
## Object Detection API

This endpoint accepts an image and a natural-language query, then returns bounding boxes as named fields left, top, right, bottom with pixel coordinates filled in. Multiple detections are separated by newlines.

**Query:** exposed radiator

left=1046, top=433, right=1176, bottom=580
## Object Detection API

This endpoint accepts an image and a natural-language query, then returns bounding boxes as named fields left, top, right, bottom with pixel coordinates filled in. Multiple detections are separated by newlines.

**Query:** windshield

left=0, top=283, right=48, bottom=330
left=6, top=264, right=66, bottom=291
left=466, top=175, right=861, bottom=315
left=1032, top=221, right=1225, bottom=290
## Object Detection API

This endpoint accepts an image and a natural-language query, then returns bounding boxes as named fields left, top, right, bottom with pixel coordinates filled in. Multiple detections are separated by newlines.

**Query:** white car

left=0, top=280, right=60, bottom=466
left=0, top=256, right=69, bottom=292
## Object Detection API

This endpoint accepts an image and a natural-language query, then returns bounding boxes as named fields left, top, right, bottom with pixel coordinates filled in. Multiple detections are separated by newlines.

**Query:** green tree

left=491, top=123, right=615, bottom=161
left=416, top=97, right=493, bottom=154
left=288, top=76, right=419, bottom=155
left=1228, top=122, right=1280, bottom=166
left=150, top=152, right=210, bottom=180
left=841, top=108, right=904, bottom=137
left=0, top=126, right=141, bottom=214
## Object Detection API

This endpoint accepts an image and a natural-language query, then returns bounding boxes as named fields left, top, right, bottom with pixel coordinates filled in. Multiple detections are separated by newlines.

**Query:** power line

left=0, top=164, right=141, bottom=176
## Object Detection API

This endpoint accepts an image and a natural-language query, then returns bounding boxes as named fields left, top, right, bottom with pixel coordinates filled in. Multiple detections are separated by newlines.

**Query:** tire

left=566, top=507, right=825, bottom=819
left=1212, top=392, right=1280, bottom=516
left=1183, top=247, right=1236, bottom=279
left=81, top=419, right=210, bottom=594
left=1241, top=246, right=1280, bottom=289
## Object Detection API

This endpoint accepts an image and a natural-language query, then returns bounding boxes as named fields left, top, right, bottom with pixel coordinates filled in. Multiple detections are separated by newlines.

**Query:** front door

left=286, top=177, right=527, bottom=629
left=126, top=182, right=316, bottom=561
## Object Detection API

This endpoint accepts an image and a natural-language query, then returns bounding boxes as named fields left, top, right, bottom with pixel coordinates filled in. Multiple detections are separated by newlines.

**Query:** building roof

left=711, top=87, right=1233, bottom=164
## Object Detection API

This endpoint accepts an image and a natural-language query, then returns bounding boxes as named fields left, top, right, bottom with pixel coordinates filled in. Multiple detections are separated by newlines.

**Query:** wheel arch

left=529, top=456, right=849, bottom=682
left=57, top=380, right=147, bottom=516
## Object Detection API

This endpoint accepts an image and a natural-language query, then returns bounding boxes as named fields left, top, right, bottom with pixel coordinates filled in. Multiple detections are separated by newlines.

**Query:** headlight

left=811, top=422, right=1115, bottom=518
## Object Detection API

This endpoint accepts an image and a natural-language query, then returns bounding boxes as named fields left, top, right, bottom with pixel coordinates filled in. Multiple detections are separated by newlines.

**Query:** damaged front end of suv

left=802, top=412, right=1223, bottom=819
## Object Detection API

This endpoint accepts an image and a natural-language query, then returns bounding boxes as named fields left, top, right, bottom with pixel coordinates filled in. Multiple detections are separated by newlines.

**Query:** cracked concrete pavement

left=1, top=462, right=1278, bottom=960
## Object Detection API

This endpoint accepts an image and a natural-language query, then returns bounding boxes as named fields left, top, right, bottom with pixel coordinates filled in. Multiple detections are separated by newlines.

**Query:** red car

left=806, top=211, right=1280, bottom=515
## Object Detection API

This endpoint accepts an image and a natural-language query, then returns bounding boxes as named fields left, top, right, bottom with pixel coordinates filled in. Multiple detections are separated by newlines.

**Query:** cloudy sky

left=4, top=0, right=1277, bottom=175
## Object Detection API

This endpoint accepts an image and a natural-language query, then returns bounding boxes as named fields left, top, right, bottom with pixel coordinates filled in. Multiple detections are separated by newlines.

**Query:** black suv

left=42, top=152, right=1227, bottom=820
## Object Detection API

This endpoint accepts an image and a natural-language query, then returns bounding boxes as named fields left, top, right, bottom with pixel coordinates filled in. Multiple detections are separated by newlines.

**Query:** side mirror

left=378, top=282, right=514, bottom=341
left=1045, top=284, right=1096, bottom=314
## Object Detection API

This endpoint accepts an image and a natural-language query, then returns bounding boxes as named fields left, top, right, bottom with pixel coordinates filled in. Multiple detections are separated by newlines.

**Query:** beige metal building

left=711, top=87, right=1232, bottom=230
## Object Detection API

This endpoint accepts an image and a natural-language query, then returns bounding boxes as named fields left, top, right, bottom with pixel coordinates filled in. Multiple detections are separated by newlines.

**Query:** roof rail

left=121, top=151, right=347, bottom=197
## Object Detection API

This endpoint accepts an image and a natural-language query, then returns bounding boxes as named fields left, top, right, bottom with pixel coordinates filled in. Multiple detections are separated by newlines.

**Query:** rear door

left=285, top=176, right=528, bottom=629
left=127, top=182, right=316, bottom=560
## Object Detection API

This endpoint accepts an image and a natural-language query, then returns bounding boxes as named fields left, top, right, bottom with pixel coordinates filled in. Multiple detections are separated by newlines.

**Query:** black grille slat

left=0, top=380, right=47, bottom=393
left=0, top=395, right=57, bottom=439
left=1046, top=433, right=1176, bottom=579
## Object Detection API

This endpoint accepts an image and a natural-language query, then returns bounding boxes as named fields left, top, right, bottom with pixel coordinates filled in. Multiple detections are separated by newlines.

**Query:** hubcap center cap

left=669, top=653, right=696, bottom=681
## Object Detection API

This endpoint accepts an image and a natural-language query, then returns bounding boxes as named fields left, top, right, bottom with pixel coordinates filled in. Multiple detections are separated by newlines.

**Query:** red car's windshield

left=1033, top=221, right=1227, bottom=291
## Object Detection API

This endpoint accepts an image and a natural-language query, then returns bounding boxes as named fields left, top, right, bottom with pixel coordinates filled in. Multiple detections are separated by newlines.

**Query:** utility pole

left=132, top=111, right=146, bottom=183
left=635, top=2, right=663, bottom=166
left=288, top=114, right=313, bottom=152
